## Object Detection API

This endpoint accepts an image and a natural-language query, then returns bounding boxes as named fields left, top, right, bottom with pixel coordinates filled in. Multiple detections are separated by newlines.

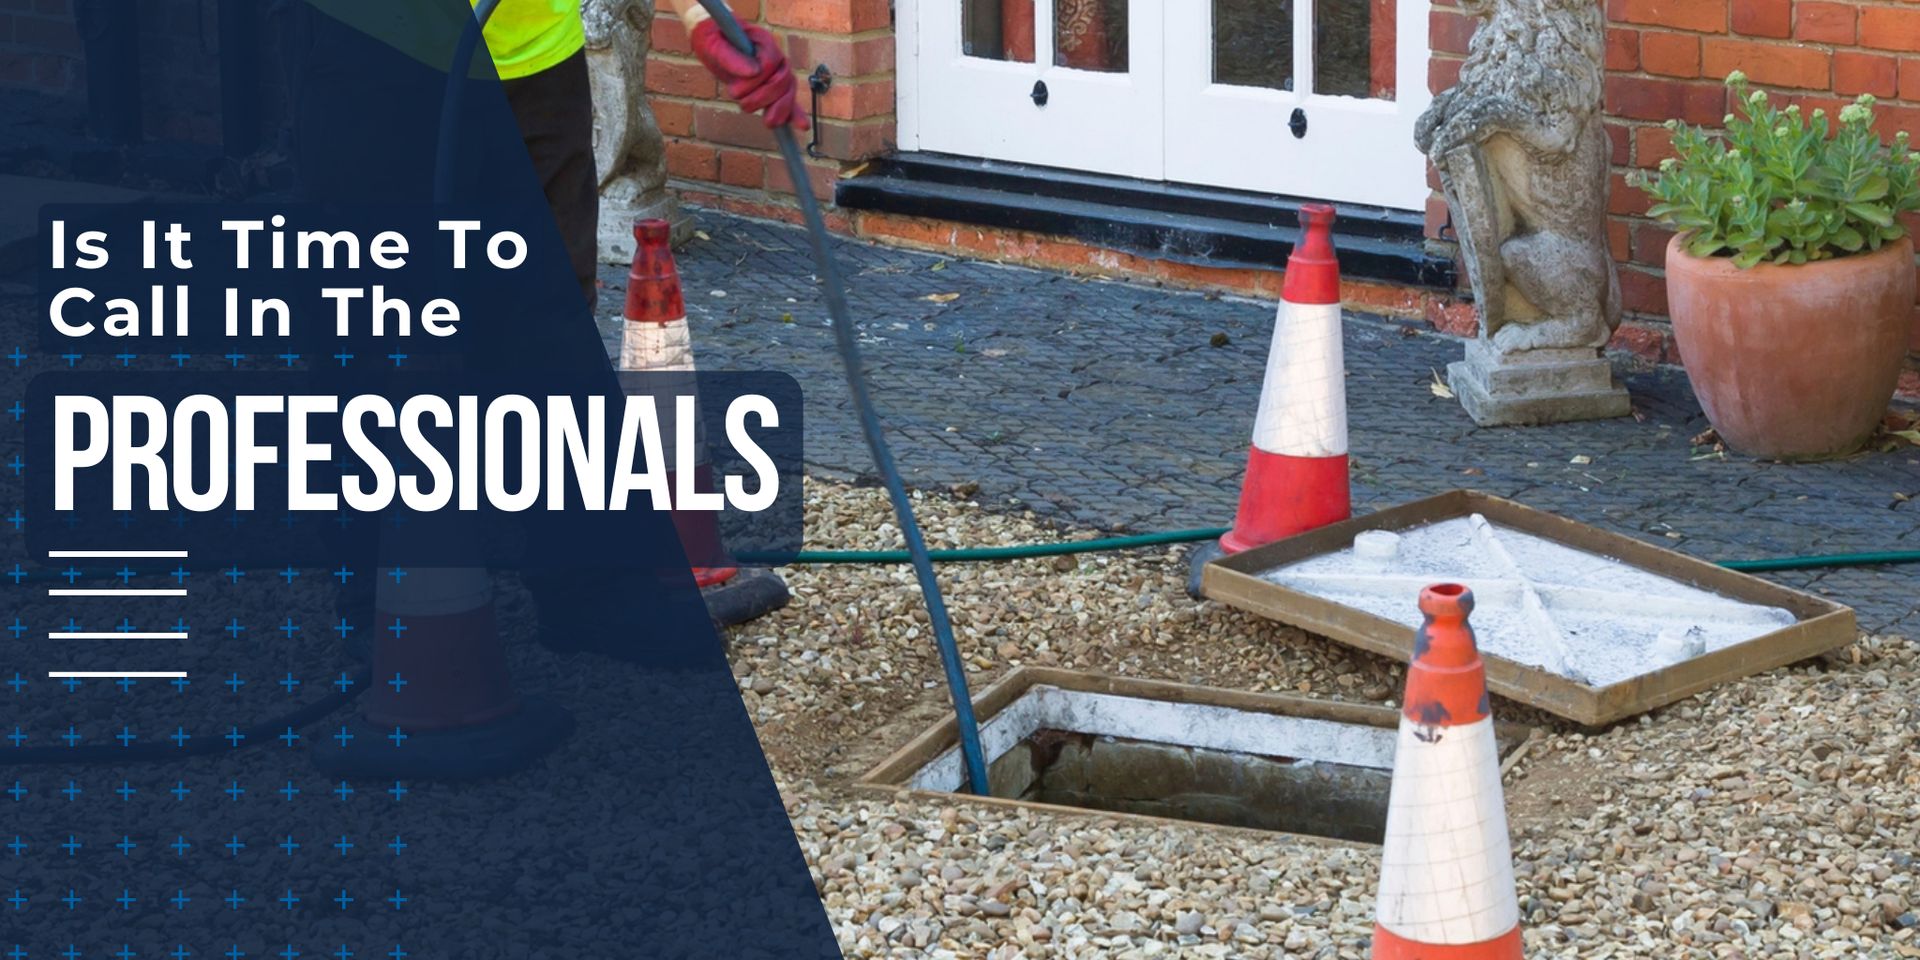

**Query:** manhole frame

left=1201, top=489, right=1857, bottom=727
left=857, top=666, right=1538, bottom=845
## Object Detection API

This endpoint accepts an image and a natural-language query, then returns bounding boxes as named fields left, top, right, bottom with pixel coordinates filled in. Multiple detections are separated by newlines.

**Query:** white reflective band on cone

left=1249, top=301, right=1347, bottom=457
left=1375, top=716, right=1520, bottom=944
left=622, top=317, right=695, bottom=372
left=374, top=567, right=493, bottom=617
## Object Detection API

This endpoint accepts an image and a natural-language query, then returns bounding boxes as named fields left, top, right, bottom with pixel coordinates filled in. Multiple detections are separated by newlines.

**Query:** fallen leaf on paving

left=1429, top=369, right=1454, bottom=399
left=1890, top=429, right=1920, bottom=446
left=1570, top=454, right=1592, bottom=465
left=930, top=261, right=948, bottom=271
left=693, top=229, right=711, bottom=242
left=922, top=292, right=961, bottom=303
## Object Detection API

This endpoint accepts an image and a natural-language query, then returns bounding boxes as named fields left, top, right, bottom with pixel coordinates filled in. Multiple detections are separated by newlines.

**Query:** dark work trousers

left=500, top=48, right=600, bottom=315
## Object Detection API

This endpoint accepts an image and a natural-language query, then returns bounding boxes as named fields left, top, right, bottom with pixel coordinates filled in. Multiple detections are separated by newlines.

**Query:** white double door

left=903, top=0, right=1433, bottom=211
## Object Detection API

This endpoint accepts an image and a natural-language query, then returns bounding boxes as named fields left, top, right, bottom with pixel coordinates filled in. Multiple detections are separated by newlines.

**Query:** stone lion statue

left=1414, top=0, right=1620, bottom=354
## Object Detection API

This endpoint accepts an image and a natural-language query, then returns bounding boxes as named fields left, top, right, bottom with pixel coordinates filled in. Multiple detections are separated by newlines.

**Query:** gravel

left=730, top=480, right=1920, bottom=959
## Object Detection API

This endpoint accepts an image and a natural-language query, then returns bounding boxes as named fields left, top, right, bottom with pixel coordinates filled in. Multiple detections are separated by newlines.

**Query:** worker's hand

left=689, top=20, right=810, bottom=131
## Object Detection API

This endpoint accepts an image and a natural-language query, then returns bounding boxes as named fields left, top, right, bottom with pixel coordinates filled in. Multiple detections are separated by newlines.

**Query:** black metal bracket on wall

left=807, top=65, right=833, bottom=158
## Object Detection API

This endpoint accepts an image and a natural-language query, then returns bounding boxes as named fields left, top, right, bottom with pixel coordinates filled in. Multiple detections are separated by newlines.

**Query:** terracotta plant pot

left=1664, top=234, right=1915, bottom=460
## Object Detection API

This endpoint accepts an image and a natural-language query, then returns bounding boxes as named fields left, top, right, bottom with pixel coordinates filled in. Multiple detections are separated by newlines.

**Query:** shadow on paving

left=596, top=208, right=1920, bottom=636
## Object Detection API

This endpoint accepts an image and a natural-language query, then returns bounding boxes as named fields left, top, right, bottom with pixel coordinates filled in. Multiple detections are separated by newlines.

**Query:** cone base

left=1372, top=924, right=1522, bottom=959
left=312, top=695, right=575, bottom=782
left=703, top=567, right=791, bottom=627
left=1185, top=540, right=1226, bottom=599
left=1221, top=448, right=1350, bottom=554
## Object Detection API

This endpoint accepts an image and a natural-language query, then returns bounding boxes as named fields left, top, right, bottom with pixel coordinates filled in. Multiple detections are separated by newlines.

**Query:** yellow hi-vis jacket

left=303, top=0, right=583, bottom=80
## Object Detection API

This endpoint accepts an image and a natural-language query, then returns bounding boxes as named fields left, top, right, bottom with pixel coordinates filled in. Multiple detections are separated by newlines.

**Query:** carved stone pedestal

left=586, top=0, right=690, bottom=264
left=1447, top=340, right=1630, bottom=426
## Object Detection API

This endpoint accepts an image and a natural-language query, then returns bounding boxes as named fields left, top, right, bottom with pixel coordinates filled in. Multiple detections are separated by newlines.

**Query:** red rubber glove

left=689, top=20, right=810, bottom=131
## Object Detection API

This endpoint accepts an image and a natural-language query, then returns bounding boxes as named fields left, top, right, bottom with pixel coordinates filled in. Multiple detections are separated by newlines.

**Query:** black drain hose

left=692, top=0, right=992, bottom=795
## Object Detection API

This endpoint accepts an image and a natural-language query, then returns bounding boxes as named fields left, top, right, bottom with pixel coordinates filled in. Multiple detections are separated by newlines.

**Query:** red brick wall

left=648, top=0, right=897, bottom=204
left=1428, top=0, right=1920, bottom=377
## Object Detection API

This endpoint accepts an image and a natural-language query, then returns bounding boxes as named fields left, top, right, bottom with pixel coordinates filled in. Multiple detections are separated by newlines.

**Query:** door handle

left=1031, top=80, right=1049, bottom=107
left=1289, top=108, right=1307, bottom=139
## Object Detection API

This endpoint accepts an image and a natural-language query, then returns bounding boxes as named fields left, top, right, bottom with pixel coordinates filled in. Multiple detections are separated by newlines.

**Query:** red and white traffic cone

left=621, top=218, right=789, bottom=627
left=1372, top=583, right=1523, bottom=959
left=314, top=564, right=574, bottom=781
left=1190, top=203, right=1351, bottom=595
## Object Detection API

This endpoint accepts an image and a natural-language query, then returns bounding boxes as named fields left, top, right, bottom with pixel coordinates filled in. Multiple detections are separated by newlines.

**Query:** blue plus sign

left=60, top=728, right=81, bottom=748
left=5, top=836, right=23, bottom=856
left=114, top=676, right=136, bottom=693
left=279, top=948, right=298, bottom=960
left=8, top=945, right=23, bottom=960
left=332, top=948, right=352, bottom=960
left=385, top=727, right=408, bottom=747
left=280, top=618, right=301, bottom=639
left=332, top=566, right=354, bottom=584
left=170, top=781, right=190, bottom=801
left=223, top=566, right=243, bottom=584
left=386, top=567, right=408, bottom=584
left=171, top=836, right=191, bottom=857
left=388, top=835, right=408, bottom=856
left=279, top=566, right=299, bottom=584
left=170, top=565, right=189, bottom=584
left=225, top=672, right=245, bottom=692
left=278, top=890, right=299, bottom=910
left=60, top=947, right=77, bottom=960
left=333, top=836, right=353, bottom=856
left=4, top=454, right=19, bottom=475
left=171, top=890, right=191, bottom=911
left=333, top=672, right=355, bottom=692
left=60, top=890, right=80, bottom=910
left=386, top=673, right=407, bottom=693
left=224, top=947, right=244, bottom=960
left=6, top=890, right=24, bottom=910
left=8, top=728, right=26, bottom=748
left=113, top=352, right=134, bottom=366
left=278, top=727, right=299, bottom=747
left=5, top=511, right=23, bottom=531
left=6, top=347, right=23, bottom=365
left=224, top=728, right=245, bottom=748
left=387, top=949, right=407, bottom=960
left=4, top=674, right=22, bottom=693
left=114, top=618, right=136, bottom=634
left=170, top=727, right=189, bottom=748
left=59, top=676, right=81, bottom=694
left=4, top=782, right=22, bottom=801
left=333, top=352, right=354, bottom=366
left=385, top=618, right=407, bottom=639
left=5, top=621, right=21, bottom=639
left=115, top=836, right=135, bottom=856
left=279, top=780, right=301, bottom=801
left=59, top=780, right=80, bottom=800
left=116, top=781, right=135, bottom=801
left=224, top=353, right=245, bottom=367
left=386, top=353, right=407, bottom=367
left=224, top=619, right=246, bottom=640
left=224, top=780, right=245, bottom=800
left=279, top=836, right=300, bottom=856
left=171, top=675, right=190, bottom=693
left=224, top=835, right=245, bottom=856
left=115, top=565, right=135, bottom=584
left=115, top=726, right=136, bottom=747
left=386, top=889, right=407, bottom=910
left=59, top=836, right=80, bottom=856
left=169, top=352, right=191, bottom=366
left=333, top=781, right=354, bottom=801
left=224, top=890, right=246, bottom=910
left=333, top=618, right=355, bottom=639
left=331, top=726, right=354, bottom=747
left=332, top=890, right=354, bottom=911
left=5, top=402, right=22, bottom=421
left=4, top=567, right=21, bottom=586
left=387, top=781, right=407, bottom=801
left=116, top=945, right=136, bottom=960
left=115, top=889, right=137, bottom=910
left=279, top=673, right=300, bottom=694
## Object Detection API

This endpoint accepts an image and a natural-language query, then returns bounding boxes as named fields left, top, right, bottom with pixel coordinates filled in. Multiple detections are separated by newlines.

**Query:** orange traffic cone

left=314, top=563, right=573, bottom=780
left=1190, top=204, right=1351, bottom=595
left=1372, top=584, right=1523, bottom=959
left=621, top=218, right=789, bottom=627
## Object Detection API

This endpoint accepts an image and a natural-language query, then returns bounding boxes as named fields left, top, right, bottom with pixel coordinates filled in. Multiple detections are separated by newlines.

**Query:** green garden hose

left=754, top=534, right=1920, bottom=573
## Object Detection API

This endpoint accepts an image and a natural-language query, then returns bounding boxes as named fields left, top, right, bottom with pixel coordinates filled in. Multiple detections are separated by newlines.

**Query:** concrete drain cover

left=860, top=668, right=1531, bottom=843
left=1202, top=491, right=1854, bottom=726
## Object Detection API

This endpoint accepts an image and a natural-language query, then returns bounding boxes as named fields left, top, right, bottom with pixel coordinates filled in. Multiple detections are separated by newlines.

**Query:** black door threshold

left=835, top=152, right=1456, bottom=290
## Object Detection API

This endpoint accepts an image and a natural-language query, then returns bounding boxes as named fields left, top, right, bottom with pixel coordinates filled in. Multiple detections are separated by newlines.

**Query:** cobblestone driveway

left=598, top=210, right=1920, bottom=635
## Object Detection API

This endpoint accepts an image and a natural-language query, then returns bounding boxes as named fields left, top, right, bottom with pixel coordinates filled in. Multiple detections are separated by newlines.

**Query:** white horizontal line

left=48, top=671, right=188, bottom=678
left=49, top=632, right=188, bottom=640
left=48, top=589, right=188, bottom=597
left=47, top=550, right=189, bottom=558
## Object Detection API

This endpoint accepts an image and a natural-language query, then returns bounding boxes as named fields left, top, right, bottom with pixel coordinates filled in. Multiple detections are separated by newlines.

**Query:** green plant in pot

left=1631, top=72, right=1920, bottom=460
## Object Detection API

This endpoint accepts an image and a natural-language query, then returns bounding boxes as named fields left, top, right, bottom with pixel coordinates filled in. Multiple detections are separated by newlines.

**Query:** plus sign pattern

left=615, top=210, right=1920, bottom=636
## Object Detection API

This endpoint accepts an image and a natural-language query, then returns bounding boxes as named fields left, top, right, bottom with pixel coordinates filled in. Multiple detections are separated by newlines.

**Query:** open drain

left=861, top=668, right=1532, bottom=844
